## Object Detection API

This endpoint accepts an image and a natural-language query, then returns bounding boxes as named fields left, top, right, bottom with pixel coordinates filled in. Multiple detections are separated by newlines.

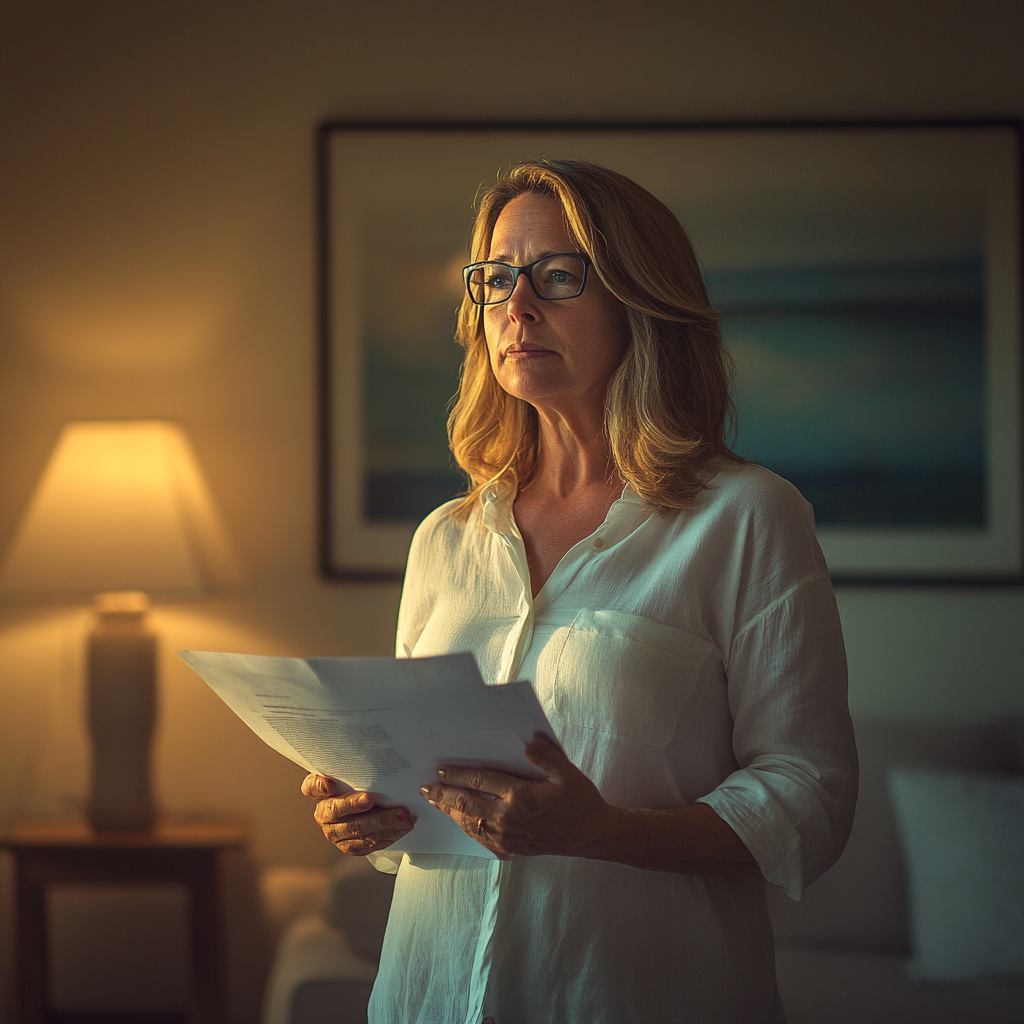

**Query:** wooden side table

left=2, top=817, right=248, bottom=1024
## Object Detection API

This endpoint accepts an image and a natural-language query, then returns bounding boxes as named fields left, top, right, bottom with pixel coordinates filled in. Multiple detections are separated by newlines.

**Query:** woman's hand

left=301, top=774, right=415, bottom=856
left=418, top=734, right=612, bottom=858
left=420, top=735, right=761, bottom=876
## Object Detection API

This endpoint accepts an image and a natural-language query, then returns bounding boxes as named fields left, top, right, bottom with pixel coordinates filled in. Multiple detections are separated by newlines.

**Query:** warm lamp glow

left=0, top=419, right=239, bottom=832
left=0, top=420, right=238, bottom=593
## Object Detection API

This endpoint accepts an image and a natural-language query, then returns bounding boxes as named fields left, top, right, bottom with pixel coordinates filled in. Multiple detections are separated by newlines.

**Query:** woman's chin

left=498, top=368, right=563, bottom=403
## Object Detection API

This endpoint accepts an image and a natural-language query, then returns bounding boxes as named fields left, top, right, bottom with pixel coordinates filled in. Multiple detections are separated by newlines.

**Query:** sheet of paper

left=178, top=650, right=556, bottom=859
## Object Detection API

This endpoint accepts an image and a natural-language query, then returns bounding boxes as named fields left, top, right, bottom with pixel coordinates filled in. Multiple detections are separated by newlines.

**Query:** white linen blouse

left=368, top=461, right=858, bottom=1024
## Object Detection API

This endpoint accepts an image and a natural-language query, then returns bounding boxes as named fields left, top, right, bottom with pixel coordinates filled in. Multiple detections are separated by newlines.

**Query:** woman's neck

left=527, top=407, right=617, bottom=500
left=513, top=421, right=623, bottom=598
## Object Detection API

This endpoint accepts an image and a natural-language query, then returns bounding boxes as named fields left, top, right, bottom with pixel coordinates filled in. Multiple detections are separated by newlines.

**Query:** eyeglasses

left=463, top=253, right=591, bottom=306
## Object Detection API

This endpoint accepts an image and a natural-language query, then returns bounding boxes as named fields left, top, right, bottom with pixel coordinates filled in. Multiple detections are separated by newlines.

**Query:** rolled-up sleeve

left=698, top=573, right=858, bottom=900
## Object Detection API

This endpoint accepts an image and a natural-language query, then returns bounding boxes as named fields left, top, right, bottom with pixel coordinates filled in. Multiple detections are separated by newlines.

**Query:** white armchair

left=259, top=859, right=393, bottom=1024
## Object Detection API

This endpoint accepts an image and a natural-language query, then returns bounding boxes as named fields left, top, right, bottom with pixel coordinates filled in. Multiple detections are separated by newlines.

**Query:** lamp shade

left=0, top=420, right=238, bottom=593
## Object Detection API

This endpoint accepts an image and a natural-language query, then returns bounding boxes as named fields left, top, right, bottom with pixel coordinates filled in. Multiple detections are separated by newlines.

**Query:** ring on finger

left=476, top=817, right=486, bottom=837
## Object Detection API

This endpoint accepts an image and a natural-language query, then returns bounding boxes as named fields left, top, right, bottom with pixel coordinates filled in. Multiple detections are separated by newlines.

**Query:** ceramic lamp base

left=87, top=592, right=157, bottom=832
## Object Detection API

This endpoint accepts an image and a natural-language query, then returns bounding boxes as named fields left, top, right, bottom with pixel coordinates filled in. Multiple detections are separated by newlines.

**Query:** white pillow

left=888, top=767, right=1024, bottom=984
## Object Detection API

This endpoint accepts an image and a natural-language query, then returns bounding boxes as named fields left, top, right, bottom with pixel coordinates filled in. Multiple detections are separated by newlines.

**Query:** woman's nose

left=505, top=273, right=540, bottom=322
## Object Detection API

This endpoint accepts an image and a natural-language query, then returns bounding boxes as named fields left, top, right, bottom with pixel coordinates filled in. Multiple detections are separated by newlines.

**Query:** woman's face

left=483, top=194, right=628, bottom=418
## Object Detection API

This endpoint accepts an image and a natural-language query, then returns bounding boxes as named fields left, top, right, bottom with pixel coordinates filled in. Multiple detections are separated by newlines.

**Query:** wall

left=0, top=1, right=1022, bottom=1019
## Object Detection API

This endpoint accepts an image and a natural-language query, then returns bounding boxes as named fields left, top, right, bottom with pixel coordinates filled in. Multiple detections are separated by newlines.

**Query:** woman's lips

left=503, top=344, right=553, bottom=360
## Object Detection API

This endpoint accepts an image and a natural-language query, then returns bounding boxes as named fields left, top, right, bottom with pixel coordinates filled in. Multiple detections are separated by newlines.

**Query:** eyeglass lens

left=466, top=254, right=588, bottom=305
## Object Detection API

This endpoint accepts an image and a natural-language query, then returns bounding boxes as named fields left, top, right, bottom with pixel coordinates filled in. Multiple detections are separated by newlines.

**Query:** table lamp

left=0, top=420, right=237, bottom=832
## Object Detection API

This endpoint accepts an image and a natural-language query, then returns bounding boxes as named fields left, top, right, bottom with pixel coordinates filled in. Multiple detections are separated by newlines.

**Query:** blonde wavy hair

left=448, top=158, right=738, bottom=517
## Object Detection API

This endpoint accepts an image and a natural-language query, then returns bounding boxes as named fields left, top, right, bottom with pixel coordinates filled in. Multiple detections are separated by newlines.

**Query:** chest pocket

left=551, top=609, right=714, bottom=747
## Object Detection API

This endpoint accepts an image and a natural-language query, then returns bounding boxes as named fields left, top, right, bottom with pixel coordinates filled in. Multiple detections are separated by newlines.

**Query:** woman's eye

left=485, top=271, right=513, bottom=289
left=543, top=268, right=577, bottom=287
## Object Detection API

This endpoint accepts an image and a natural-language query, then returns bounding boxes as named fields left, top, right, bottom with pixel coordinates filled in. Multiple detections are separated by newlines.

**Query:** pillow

left=888, top=766, right=1024, bottom=984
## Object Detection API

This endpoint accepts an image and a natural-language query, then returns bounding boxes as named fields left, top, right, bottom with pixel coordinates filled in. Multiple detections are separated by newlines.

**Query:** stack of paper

left=179, top=650, right=555, bottom=858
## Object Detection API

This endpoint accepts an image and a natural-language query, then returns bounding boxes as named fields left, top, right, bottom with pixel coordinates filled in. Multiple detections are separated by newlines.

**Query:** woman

left=304, top=159, right=858, bottom=1024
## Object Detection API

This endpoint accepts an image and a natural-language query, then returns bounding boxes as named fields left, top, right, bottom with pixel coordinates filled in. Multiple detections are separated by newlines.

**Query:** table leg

left=187, top=852, right=223, bottom=1024
left=16, top=850, right=47, bottom=1024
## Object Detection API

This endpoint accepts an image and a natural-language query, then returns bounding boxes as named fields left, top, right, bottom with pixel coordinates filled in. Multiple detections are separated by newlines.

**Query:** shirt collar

left=479, top=478, right=647, bottom=536
left=480, top=477, right=517, bottom=534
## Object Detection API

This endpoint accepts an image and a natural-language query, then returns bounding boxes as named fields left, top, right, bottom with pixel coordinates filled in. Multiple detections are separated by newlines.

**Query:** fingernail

left=395, top=810, right=409, bottom=822
left=420, top=786, right=431, bottom=797
left=436, top=768, right=447, bottom=779
left=357, top=793, right=372, bottom=808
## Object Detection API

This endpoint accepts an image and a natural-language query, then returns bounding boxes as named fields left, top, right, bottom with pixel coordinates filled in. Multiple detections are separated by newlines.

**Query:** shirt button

left=593, top=537, right=604, bottom=549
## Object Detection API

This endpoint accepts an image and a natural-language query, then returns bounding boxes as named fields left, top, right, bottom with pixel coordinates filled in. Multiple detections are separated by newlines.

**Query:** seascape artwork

left=361, top=232, right=467, bottom=522
left=323, top=125, right=1020, bottom=579
left=712, top=260, right=985, bottom=528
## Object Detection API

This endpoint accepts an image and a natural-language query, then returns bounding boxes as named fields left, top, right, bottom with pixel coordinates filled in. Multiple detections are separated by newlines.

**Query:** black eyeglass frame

left=462, top=252, right=592, bottom=306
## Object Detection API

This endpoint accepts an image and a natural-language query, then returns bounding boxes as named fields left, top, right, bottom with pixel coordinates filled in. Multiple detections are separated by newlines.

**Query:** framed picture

left=318, top=120, right=1022, bottom=584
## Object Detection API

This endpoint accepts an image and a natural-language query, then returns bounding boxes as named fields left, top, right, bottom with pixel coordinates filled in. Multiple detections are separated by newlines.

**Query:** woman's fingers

left=301, top=773, right=346, bottom=800
left=324, top=814, right=415, bottom=855
left=314, top=796, right=412, bottom=832
left=418, top=763, right=515, bottom=849
left=420, top=781, right=503, bottom=853
left=318, top=804, right=415, bottom=855
left=312, top=791, right=374, bottom=823
left=321, top=805, right=413, bottom=838
left=301, top=776, right=415, bottom=856
left=430, top=763, right=517, bottom=798
left=422, top=738, right=610, bottom=857
left=420, top=782, right=491, bottom=821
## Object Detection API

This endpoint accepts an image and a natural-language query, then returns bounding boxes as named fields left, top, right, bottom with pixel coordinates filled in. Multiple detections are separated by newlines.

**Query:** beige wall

left=0, top=6, right=1022, bottom=1007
